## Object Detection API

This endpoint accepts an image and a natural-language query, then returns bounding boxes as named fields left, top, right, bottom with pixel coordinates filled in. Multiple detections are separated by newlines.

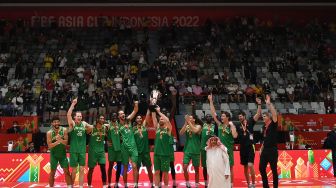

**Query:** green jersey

left=154, top=127, right=170, bottom=156
left=89, top=126, right=106, bottom=153
left=69, top=122, right=86, bottom=153
left=50, top=127, right=66, bottom=158
left=218, top=123, right=234, bottom=150
left=133, top=125, right=149, bottom=153
left=201, top=123, right=215, bottom=151
left=184, top=125, right=201, bottom=154
left=119, top=122, right=136, bottom=150
left=107, top=122, right=121, bottom=151
left=169, top=135, right=174, bottom=155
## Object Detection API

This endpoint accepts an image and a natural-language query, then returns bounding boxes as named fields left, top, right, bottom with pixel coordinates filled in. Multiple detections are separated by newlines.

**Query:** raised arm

left=208, top=94, right=221, bottom=125
left=253, top=97, right=262, bottom=122
left=143, top=109, right=151, bottom=127
left=229, top=121, right=238, bottom=138
left=179, top=115, right=188, bottom=135
left=190, top=123, right=201, bottom=134
left=265, top=95, right=277, bottom=122
left=155, top=106, right=170, bottom=122
left=152, top=111, right=159, bottom=129
left=127, top=101, right=139, bottom=121
left=67, top=98, right=77, bottom=130
left=83, top=121, right=94, bottom=134
left=155, top=106, right=172, bottom=134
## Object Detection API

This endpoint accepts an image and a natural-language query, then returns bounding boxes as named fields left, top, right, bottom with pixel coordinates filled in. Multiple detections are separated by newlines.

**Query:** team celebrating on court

left=47, top=93, right=278, bottom=188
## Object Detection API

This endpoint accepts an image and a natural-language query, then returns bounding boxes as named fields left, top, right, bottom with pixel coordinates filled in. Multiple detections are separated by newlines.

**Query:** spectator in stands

left=25, top=141, right=36, bottom=153
left=276, top=85, right=286, bottom=102
left=11, top=92, right=23, bottom=115
left=324, top=94, right=335, bottom=114
left=294, top=83, right=302, bottom=102
left=76, top=65, right=85, bottom=80
left=130, top=83, right=139, bottom=100
left=238, top=83, right=247, bottom=103
left=286, top=84, right=295, bottom=103
left=14, top=58, right=23, bottom=79
left=178, top=83, right=187, bottom=104
left=22, top=77, right=33, bottom=90
left=0, top=83, right=8, bottom=98
left=228, top=83, right=239, bottom=102
left=88, top=92, right=99, bottom=124
left=7, top=121, right=21, bottom=133
left=0, top=63, right=9, bottom=85
left=58, top=53, right=67, bottom=72
left=70, top=81, right=79, bottom=97
left=98, top=92, right=108, bottom=117
left=192, top=83, right=203, bottom=100
left=33, top=81, right=42, bottom=98
left=44, top=52, right=54, bottom=73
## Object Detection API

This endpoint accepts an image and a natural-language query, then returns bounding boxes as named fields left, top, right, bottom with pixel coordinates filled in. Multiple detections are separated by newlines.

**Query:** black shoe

left=108, top=186, right=111, bottom=188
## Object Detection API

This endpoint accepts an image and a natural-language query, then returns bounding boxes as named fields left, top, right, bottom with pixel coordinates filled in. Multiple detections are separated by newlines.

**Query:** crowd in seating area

left=0, top=16, right=336, bottom=128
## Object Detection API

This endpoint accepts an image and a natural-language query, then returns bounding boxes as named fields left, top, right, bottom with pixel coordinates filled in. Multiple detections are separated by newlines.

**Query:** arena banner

left=295, top=131, right=327, bottom=149
left=0, top=150, right=332, bottom=185
left=278, top=114, right=336, bottom=131
left=0, top=116, right=38, bottom=133
left=0, top=7, right=336, bottom=28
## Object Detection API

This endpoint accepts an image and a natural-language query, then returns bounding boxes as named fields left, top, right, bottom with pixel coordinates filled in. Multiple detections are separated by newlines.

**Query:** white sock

left=79, top=186, right=83, bottom=188
left=151, top=183, right=154, bottom=187
left=103, top=185, right=107, bottom=188
left=67, top=186, right=71, bottom=188
left=134, top=183, right=138, bottom=186
left=186, top=181, right=190, bottom=186
left=196, top=182, right=199, bottom=187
